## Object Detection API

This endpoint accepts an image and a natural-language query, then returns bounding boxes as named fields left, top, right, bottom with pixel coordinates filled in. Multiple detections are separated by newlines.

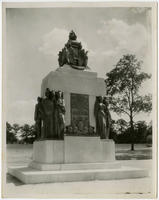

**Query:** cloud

left=86, top=18, right=151, bottom=85
left=94, top=18, right=151, bottom=76
left=98, top=19, right=149, bottom=57
left=101, top=50, right=115, bottom=56
left=39, top=28, right=68, bottom=56
left=39, top=28, right=88, bottom=56
left=130, top=7, right=150, bottom=14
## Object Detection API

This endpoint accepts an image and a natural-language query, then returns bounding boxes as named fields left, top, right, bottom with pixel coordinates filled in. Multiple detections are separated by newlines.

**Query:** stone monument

left=8, top=31, right=149, bottom=184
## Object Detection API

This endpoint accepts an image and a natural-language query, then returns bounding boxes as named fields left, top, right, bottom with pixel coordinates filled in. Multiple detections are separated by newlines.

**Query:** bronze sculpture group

left=94, top=96, right=111, bottom=139
left=34, top=88, right=65, bottom=140
left=58, top=30, right=88, bottom=69
left=34, top=92, right=111, bottom=140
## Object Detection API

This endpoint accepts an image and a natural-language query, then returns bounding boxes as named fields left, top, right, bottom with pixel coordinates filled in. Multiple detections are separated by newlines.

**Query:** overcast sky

left=6, top=7, right=152, bottom=125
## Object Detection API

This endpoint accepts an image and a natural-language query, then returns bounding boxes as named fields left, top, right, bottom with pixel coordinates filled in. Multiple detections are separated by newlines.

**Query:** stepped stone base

left=8, top=163, right=149, bottom=184
left=29, top=161, right=122, bottom=171
left=8, top=138, right=149, bottom=184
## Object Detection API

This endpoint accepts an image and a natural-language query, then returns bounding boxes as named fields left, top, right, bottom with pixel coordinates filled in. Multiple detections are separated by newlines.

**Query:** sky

left=6, top=7, right=152, bottom=125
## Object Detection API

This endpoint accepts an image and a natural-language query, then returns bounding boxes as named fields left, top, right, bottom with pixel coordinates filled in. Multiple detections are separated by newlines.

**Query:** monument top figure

left=58, top=30, right=88, bottom=70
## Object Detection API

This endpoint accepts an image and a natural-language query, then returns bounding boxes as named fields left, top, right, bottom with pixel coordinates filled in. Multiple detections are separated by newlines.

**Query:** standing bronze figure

left=34, top=97, right=43, bottom=139
left=103, top=97, right=111, bottom=139
left=94, top=96, right=107, bottom=139
left=42, top=88, right=55, bottom=139
left=54, top=91, right=66, bottom=140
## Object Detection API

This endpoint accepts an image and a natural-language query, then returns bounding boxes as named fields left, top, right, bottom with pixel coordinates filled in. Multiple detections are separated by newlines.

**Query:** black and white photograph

left=2, top=2, right=157, bottom=199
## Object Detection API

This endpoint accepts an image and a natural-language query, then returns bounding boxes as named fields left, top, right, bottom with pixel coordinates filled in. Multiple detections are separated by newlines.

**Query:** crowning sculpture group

left=58, top=30, right=88, bottom=70
left=34, top=30, right=111, bottom=140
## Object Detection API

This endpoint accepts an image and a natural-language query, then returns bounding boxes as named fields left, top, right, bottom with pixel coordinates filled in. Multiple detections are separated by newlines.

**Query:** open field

left=6, top=143, right=152, bottom=167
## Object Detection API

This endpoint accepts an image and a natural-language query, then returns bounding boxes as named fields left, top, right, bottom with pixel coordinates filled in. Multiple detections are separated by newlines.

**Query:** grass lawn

left=115, top=143, right=152, bottom=160
left=7, top=143, right=152, bottom=167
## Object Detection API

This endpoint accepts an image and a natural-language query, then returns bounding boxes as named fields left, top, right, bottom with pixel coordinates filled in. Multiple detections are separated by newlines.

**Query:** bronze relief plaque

left=71, top=93, right=89, bottom=131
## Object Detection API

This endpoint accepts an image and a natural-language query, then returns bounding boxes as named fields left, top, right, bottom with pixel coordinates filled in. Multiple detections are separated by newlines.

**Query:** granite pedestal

left=32, top=137, right=115, bottom=165
left=8, top=137, right=149, bottom=184
left=64, top=137, right=115, bottom=163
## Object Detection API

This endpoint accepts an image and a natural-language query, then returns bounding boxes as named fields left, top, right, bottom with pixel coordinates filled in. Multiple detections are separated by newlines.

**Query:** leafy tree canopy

left=106, top=54, right=152, bottom=118
left=105, top=54, right=152, bottom=150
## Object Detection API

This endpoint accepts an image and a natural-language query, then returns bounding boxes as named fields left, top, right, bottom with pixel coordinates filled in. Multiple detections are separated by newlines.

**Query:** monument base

left=33, top=140, right=64, bottom=164
left=33, top=137, right=115, bottom=164
left=8, top=163, right=149, bottom=184
left=29, top=161, right=121, bottom=171
left=8, top=137, right=149, bottom=184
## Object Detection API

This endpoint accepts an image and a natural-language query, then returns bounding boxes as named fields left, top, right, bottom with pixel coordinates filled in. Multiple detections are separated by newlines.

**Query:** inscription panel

left=71, top=93, right=89, bottom=131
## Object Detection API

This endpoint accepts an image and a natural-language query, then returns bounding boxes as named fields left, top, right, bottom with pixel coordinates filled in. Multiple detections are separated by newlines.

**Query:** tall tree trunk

left=130, top=113, right=135, bottom=151
left=130, top=80, right=135, bottom=151
left=131, top=143, right=134, bottom=151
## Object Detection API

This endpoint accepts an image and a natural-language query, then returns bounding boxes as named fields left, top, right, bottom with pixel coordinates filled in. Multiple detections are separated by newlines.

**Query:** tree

left=20, top=124, right=36, bottom=144
left=29, top=124, right=37, bottom=143
left=146, top=121, right=152, bottom=146
left=134, top=121, right=148, bottom=143
left=6, top=122, right=17, bottom=144
left=113, top=119, right=128, bottom=135
left=12, top=123, right=20, bottom=140
left=105, top=54, right=152, bottom=150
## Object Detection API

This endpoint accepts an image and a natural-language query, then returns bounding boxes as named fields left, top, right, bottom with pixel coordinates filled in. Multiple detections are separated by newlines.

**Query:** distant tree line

left=6, top=120, right=152, bottom=145
left=6, top=122, right=37, bottom=144
left=109, top=119, right=152, bottom=144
